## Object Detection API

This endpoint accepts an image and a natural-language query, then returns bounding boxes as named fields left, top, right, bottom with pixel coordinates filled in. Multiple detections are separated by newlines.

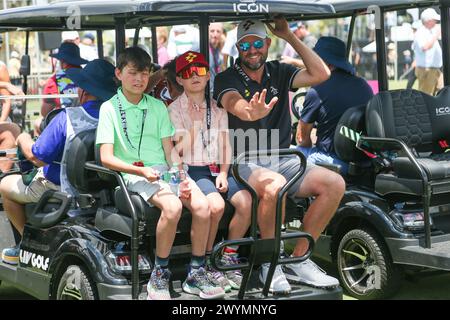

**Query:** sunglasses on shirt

left=178, top=66, right=209, bottom=79
left=238, top=39, right=265, bottom=52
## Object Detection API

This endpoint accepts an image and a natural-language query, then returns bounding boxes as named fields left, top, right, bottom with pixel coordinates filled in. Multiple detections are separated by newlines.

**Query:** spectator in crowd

left=0, top=35, right=13, bottom=122
left=281, top=22, right=317, bottom=67
left=208, top=22, right=225, bottom=92
left=150, top=59, right=184, bottom=106
left=79, top=32, right=99, bottom=61
left=7, top=51, right=21, bottom=82
left=34, top=42, right=88, bottom=135
left=406, top=20, right=422, bottom=89
left=61, top=31, right=80, bottom=45
left=157, top=27, right=170, bottom=66
left=167, top=25, right=200, bottom=59
left=221, top=23, right=239, bottom=68
left=413, top=8, right=442, bottom=95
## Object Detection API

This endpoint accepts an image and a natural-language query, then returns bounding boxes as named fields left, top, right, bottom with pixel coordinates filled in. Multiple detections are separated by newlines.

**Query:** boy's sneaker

left=182, top=267, right=225, bottom=299
left=206, top=261, right=232, bottom=293
left=259, top=263, right=291, bottom=295
left=147, top=266, right=171, bottom=300
left=221, top=253, right=243, bottom=290
left=2, top=245, right=20, bottom=265
left=283, top=258, right=340, bottom=289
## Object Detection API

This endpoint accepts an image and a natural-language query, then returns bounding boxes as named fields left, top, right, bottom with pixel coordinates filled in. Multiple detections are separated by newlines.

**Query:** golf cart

left=290, top=0, right=450, bottom=299
left=0, top=0, right=342, bottom=300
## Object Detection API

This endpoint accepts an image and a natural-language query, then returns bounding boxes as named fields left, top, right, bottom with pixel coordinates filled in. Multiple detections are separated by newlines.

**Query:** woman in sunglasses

left=168, top=51, right=252, bottom=293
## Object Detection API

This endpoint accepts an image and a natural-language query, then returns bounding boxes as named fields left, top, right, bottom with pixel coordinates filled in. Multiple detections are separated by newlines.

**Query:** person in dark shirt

left=296, top=36, right=374, bottom=174
left=213, top=16, right=344, bottom=294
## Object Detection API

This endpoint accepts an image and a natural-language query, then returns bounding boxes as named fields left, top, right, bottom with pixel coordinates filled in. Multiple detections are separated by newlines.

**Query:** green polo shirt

left=96, top=88, right=175, bottom=169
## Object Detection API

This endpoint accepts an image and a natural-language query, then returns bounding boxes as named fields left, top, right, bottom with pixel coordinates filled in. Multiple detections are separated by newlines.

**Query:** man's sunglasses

left=238, top=39, right=265, bottom=52
left=178, top=66, right=209, bottom=79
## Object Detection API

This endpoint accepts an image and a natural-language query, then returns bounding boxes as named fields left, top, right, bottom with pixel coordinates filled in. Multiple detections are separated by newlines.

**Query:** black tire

left=337, top=228, right=403, bottom=300
left=56, top=265, right=97, bottom=300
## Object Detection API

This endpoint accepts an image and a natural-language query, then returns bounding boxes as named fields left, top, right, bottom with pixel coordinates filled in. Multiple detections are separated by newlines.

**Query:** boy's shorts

left=124, top=164, right=199, bottom=205
left=3, top=167, right=59, bottom=203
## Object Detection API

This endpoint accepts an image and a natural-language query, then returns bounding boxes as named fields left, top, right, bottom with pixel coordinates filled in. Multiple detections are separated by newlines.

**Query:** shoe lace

left=304, top=259, right=326, bottom=274
left=206, top=265, right=225, bottom=281
left=192, top=268, right=212, bottom=288
left=223, top=254, right=243, bottom=276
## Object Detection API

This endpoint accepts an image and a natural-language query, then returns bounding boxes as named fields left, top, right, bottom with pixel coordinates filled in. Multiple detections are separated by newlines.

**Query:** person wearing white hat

left=413, top=8, right=442, bottom=95
left=61, top=30, right=80, bottom=45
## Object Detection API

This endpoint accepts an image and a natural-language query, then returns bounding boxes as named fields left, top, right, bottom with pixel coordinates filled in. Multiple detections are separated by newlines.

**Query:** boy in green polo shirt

left=96, top=47, right=224, bottom=300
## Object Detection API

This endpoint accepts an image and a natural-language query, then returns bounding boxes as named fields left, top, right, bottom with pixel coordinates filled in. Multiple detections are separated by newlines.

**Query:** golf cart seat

left=75, top=131, right=236, bottom=239
left=364, top=87, right=450, bottom=201
left=23, top=126, right=99, bottom=229
left=333, top=104, right=373, bottom=178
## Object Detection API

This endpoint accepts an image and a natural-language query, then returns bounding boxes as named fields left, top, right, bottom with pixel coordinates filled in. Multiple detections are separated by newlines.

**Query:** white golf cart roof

left=0, top=0, right=336, bottom=30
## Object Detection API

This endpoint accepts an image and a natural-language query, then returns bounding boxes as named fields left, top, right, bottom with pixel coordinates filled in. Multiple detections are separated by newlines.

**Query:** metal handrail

left=85, top=161, right=140, bottom=300
left=211, top=148, right=315, bottom=298
left=358, top=136, right=432, bottom=248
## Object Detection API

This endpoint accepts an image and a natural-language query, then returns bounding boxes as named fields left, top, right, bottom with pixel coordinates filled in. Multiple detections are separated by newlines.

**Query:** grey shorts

left=237, top=155, right=314, bottom=198
left=124, top=164, right=199, bottom=205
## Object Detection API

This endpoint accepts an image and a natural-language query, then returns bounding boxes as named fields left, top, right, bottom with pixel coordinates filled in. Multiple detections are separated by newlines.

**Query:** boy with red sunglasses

left=168, top=51, right=252, bottom=293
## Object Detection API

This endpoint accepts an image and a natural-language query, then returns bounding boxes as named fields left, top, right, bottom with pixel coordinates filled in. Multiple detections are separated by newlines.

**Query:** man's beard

left=241, top=54, right=266, bottom=71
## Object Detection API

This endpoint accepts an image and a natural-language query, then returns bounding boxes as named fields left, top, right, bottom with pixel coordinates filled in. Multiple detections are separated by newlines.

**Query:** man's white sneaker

left=283, top=258, right=340, bottom=289
left=259, top=263, right=291, bottom=295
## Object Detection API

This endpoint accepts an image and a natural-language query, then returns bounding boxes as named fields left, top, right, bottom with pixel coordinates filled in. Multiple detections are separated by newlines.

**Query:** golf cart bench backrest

left=66, top=129, right=303, bottom=239
left=365, top=87, right=450, bottom=200
left=64, top=129, right=235, bottom=238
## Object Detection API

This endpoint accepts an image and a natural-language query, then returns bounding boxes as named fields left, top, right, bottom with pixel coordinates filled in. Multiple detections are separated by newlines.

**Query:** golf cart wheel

left=337, top=228, right=402, bottom=300
left=56, top=265, right=97, bottom=300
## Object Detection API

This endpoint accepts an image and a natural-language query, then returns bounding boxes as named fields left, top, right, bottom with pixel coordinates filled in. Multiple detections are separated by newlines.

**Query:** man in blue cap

left=295, top=36, right=373, bottom=174
left=0, top=59, right=117, bottom=265
left=35, top=42, right=89, bottom=135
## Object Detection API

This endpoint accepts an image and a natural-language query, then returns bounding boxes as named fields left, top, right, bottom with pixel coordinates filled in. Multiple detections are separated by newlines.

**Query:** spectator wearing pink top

left=168, top=51, right=252, bottom=292
left=157, top=27, right=170, bottom=66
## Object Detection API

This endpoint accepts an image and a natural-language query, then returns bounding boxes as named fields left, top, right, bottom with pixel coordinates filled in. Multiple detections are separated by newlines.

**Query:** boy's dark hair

left=117, top=46, right=152, bottom=71
left=163, top=59, right=183, bottom=93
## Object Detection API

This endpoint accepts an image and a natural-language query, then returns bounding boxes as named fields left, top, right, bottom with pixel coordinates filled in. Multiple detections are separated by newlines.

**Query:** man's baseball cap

left=421, top=8, right=440, bottom=22
left=175, top=51, right=209, bottom=74
left=237, top=19, right=268, bottom=43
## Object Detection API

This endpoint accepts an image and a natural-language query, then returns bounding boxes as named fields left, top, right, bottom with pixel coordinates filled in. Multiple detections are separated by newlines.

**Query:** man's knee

left=317, top=170, right=345, bottom=197
left=249, top=169, right=286, bottom=200
left=261, top=174, right=286, bottom=201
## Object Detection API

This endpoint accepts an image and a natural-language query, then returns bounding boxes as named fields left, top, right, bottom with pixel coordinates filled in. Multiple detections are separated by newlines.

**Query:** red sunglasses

left=178, top=66, right=209, bottom=79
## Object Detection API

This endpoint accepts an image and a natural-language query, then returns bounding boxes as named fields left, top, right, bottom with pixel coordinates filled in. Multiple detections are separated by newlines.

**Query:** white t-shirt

left=167, top=25, right=200, bottom=59
left=221, top=27, right=238, bottom=62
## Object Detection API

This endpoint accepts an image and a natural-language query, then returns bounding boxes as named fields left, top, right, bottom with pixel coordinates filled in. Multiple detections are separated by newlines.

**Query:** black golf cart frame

left=0, top=0, right=338, bottom=300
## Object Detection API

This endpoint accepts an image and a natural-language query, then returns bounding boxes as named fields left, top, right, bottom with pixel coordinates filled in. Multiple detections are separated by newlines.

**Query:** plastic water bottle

left=166, top=163, right=183, bottom=197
